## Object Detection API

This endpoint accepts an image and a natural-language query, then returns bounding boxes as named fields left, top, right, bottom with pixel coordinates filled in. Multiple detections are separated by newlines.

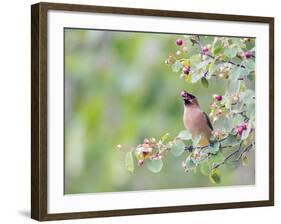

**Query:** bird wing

left=203, top=112, right=213, bottom=131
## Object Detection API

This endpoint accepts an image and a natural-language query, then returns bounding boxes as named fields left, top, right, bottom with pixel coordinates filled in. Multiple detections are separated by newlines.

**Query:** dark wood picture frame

left=31, top=2, right=274, bottom=221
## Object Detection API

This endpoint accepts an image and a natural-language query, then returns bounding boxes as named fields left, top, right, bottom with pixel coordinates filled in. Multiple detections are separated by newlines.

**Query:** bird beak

left=180, top=91, right=195, bottom=102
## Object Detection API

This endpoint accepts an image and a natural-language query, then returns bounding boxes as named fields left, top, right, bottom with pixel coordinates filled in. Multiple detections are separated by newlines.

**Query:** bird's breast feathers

left=183, top=106, right=211, bottom=139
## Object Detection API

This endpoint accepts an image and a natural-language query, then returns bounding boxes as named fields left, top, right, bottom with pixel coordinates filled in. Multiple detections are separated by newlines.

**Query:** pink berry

left=215, top=95, right=222, bottom=101
left=143, top=138, right=149, bottom=144
left=244, top=51, right=253, bottom=59
left=241, top=123, right=247, bottom=130
left=233, top=95, right=239, bottom=102
left=237, top=126, right=244, bottom=136
left=182, top=46, right=188, bottom=52
left=202, top=46, right=209, bottom=54
left=183, top=66, right=191, bottom=75
left=176, top=39, right=183, bottom=46
left=138, top=160, right=144, bottom=167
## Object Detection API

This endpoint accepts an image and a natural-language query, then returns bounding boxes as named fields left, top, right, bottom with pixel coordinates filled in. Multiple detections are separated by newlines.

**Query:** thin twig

left=212, top=142, right=243, bottom=169
left=211, top=74, right=244, bottom=80
left=185, top=136, right=229, bottom=152
left=190, top=37, right=246, bottom=69
left=205, top=53, right=246, bottom=69
left=236, top=143, right=254, bottom=161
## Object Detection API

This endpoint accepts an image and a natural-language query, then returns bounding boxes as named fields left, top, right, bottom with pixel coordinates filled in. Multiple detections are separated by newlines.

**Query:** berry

left=241, top=123, right=247, bottom=130
left=183, top=66, right=191, bottom=75
left=244, top=51, right=253, bottom=59
left=193, top=150, right=201, bottom=160
left=143, top=138, right=150, bottom=144
left=116, top=144, right=123, bottom=149
left=150, top=137, right=156, bottom=143
left=214, top=95, right=222, bottom=101
left=202, top=55, right=207, bottom=60
left=176, top=39, right=183, bottom=46
left=135, top=150, right=144, bottom=160
left=202, top=46, right=209, bottom=54
left=182, top=46, right=188, bottom=52
left=216, top=109, right=223, bottom=116
left=138, top=160, right=144, bottom=167
left=233, top=95, right=239, bottom=102
left=176, top=50, right=181, bottom=56
left=237, top=126, right=244, bottom=136
left=243, top=38, right=251, bottom=42
left=218, top=73, right=224, bottom=78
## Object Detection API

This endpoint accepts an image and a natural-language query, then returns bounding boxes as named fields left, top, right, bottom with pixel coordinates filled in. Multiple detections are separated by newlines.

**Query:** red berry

left=215, top=95, right=222, bottom=101
left=183, top=66, right=191, bottom=75
left=176, top=39, right=183, bottom=46
left=202, top=46, right=209, bottom=54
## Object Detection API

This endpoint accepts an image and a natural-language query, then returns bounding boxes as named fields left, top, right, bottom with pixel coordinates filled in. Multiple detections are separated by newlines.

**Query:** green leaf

left=224, top=46, right=238, bottom=59
left=227, top=134, right=240, bottom=146
left=209, top=168, right=221, bottom=184
left=146, top=159, right=163, bottom=173
left=178, top=130, right=192, bottom=140
left=189, top=38, right=198, bottom=46
left=172, top=60, right=181, bottom=72
left=220, top=94, right=231, bottom=110
left=244, top=59, right=255, bottom=72
left=242, top=154, right=249, bottom=166
left=201, top=77, right=209, bottom=88
left=185, top=155, right=196, bottom=171
left=210, top=152, right=225, bottom=166
left=229, top=66, right=244, bottom=80
left=212, top=42, right=224, bottom=56
left=206, top=61, right=216, bottom=78
left=246, top=103, right=255, bottom=119
left=240, top=82, right=246, bottom=92
left=191, top=71, right=202, bottom=83
left=190, top=54, right=201, bottom=65
left=232, top=114, right=245, bottom=126
left=200, top=161, right=210, bottom=176
left=182, top=72, right=192, bottom=83
left=247, top=73, right=255, bottom=81
left=206, top=142, right=220, bottom=154
left=171, top=140, right=185, bottom=157
left=232, top=38, right=246, bottom=49
left=193, top=135, right=202, bottom=147
left=228, top=79, right=241, bottom=94
left=161, top=133, right=170, bottom=142
left=125, top=151, right=134, bottom=173
left=214, top=117, right=233, bottom=132
left=196, top=59, right=212, bottom=70
left=241, top=89, right=255, bottom=104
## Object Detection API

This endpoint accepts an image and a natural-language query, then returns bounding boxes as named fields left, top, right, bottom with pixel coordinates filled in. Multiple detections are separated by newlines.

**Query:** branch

left=185, top=136, right=229, bottom=152
left=212, top=142, right=243, bottom=169
left=205, top=53, right=246, bottom=69
left=190, top=37, right=246, bottom=69
left=211, top=74, right=244, bottom=80
left=236, top=143, right=254, bottom=161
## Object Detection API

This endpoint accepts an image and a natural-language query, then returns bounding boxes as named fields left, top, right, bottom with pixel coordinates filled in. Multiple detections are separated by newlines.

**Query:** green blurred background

left=64, top=29, right=254, bottom=194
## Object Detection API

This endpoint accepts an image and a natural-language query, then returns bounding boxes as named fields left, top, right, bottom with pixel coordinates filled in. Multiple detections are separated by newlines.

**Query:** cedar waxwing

left=181, top=90, right=213, bottom=146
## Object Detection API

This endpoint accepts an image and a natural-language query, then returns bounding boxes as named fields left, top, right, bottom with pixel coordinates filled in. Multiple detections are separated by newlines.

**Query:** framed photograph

left=31, top=2, right=274, bottom=221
